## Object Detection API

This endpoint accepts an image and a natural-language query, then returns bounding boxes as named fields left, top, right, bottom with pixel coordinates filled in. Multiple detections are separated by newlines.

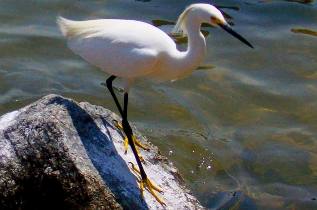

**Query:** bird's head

left=173, top=3, right=253, bottom=48
left=199, top=4, right=254, bottom=48
left=194, top=4, right=226, bottom=27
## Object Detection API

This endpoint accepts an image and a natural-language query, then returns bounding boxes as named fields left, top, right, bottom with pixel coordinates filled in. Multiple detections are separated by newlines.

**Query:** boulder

left=0, top=94, right=204, bottom=210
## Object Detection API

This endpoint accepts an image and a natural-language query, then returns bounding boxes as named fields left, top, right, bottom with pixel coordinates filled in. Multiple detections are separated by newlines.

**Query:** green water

left=0, top=0, right=316, bottom=209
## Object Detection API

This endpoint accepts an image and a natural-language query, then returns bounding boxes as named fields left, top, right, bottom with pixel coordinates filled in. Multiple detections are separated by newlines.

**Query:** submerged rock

left=0, top=94, right=204, bottom=210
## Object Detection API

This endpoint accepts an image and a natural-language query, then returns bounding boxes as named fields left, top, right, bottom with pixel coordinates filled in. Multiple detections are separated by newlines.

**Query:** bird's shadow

left=50, top=97, right=149, bottom=210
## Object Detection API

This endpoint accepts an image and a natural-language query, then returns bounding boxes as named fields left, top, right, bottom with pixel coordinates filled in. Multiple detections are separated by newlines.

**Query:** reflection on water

left=0, top=0, right=316, bottom=209
left=291, top=28, right=317, bottom=37
left=260, top=0, right=314, bottom=4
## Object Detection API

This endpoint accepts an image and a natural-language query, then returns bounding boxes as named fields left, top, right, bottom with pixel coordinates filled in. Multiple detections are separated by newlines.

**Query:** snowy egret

left=57, top=3, right=253, bottom=205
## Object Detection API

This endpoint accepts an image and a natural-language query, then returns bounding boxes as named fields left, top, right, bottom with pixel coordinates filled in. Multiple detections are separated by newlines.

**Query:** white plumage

left=57, top=4, right=253, bottom=91
left=57, top=4, right=233, bottom=90
left=58, top=18, right=173, bottom=78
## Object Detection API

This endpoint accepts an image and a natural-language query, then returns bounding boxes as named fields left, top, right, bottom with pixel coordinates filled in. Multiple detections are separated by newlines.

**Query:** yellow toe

left=115, top=120, right=149, bottom=156
left=129, top=162, right=165, bottom=206
left=141, top=178, right=165, bottom=206
left=133, top=136, right=149, bottom=151
left=123, top=137, right=129, bottom=154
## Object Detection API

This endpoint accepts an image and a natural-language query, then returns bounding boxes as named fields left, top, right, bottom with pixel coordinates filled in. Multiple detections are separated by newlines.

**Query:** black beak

left=219, top=23, right=254, bottom=48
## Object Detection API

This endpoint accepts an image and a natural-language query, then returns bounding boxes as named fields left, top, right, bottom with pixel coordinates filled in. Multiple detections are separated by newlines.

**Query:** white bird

left=57, top=3, right=253, bottom=206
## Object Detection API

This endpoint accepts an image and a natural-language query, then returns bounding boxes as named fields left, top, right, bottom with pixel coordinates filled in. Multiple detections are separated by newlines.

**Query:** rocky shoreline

left=0, top=94, right=204, bottom=210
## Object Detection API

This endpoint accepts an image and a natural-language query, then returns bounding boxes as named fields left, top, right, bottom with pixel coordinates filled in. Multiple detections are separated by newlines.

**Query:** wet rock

left=0, top=94, right=204, bottom=210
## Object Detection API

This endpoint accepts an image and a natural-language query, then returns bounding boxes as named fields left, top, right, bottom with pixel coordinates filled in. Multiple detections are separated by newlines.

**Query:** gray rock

left=0, top=94, right=204, bottom=210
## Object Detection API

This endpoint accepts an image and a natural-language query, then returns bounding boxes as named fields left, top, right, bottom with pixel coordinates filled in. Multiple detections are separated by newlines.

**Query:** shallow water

left=0, top=0, right=316, bottom=209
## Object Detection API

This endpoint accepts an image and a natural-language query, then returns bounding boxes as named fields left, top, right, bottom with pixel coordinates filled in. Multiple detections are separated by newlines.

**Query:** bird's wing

left=68, top=36, right=159, bottom=78
left=57, top=17, right=174, bottom=78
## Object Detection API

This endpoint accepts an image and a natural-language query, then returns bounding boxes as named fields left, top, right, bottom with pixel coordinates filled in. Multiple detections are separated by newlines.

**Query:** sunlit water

left=0, top=0, right=316, bottom=209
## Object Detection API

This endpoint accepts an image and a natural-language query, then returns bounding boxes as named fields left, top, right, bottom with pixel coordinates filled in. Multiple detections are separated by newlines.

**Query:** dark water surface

left=0, top=0, right=316, bottom=209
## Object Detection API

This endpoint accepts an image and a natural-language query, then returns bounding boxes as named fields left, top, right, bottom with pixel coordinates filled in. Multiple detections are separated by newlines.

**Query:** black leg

left=122, top=93, right=147, bottom=180
left=106, top=75, right=147, bottom=180
left=106, top=76, right=165, bottom=205
left=106, top=75, right=123, bottom=117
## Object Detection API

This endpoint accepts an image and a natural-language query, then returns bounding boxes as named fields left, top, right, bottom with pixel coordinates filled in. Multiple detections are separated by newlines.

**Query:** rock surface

left=0, top=94, right=204, bottom=210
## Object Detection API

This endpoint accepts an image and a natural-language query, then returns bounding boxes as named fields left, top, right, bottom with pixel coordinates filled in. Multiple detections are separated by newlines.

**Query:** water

left=0, top=0, right=316, bottom=209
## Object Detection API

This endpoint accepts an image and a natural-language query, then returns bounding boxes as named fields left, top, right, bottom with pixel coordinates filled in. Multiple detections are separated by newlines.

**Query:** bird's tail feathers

left=57, top=16, right=98, bottom=38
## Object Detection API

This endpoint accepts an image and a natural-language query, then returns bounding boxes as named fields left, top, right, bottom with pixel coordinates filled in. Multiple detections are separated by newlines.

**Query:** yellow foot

left=123, top=136, right=146, bottom=162
left=129, top=162, right=166, bottom=206
left=113, top=120, right=149, bottom=154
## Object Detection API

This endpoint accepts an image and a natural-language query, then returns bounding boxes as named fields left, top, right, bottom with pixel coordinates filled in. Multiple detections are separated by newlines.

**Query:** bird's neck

left=174, top=20, right=206, bottom=78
